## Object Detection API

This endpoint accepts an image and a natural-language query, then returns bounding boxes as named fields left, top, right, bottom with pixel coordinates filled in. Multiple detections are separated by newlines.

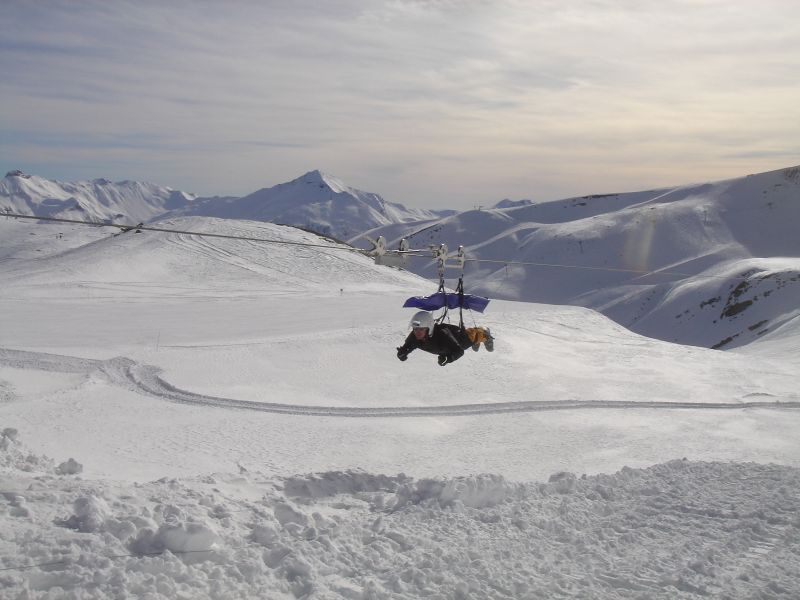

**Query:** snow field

left=1, top=215, right=799, bottom=598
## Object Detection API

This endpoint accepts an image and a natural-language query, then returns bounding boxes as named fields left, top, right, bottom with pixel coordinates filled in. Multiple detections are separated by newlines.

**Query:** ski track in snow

left=2, top=348, right=798, bottom=418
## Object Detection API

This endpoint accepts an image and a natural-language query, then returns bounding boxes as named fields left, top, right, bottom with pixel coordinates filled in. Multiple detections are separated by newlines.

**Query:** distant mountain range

left=0, top=169, right=452, bottom=240
left=1, top=169, right=196, bottom=225
left=2, top=164, right=798, bottom=350
left=168, top=170, right=453, bottom=240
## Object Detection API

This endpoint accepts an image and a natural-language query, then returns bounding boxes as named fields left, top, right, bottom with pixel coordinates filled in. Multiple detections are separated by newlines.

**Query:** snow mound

left=0, top=428, right=55, bottom=474
left=3, top=455, right=799, bottom=599
left=392, top=473, right=517, bottom=509
left=55, top=458, right=84, bottom=476
left=282, top=470, right=409, bottom=499
left=1, top=428, right=84, bottom=477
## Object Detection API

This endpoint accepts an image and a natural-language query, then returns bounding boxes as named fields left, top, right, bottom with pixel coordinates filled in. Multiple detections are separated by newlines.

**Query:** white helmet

left=409, top=311, right=434, bottom=335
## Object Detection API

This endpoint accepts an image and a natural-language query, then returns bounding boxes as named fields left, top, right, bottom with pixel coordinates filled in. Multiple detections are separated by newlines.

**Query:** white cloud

left=1, top=0, right=799, bottom=205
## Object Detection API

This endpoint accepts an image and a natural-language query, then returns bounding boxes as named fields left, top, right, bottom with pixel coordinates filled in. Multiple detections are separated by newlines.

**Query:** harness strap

left=434, top=244, right=449, bottom=324
left=457, top=277, right=465, bottom=330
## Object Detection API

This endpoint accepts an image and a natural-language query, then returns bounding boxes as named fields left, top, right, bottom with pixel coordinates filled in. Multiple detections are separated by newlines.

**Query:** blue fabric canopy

left=403, top=292, right=490, bottom=313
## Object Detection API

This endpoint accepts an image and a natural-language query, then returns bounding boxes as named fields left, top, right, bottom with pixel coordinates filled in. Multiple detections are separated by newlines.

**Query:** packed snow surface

left=1, top=216, right=799, bottom=599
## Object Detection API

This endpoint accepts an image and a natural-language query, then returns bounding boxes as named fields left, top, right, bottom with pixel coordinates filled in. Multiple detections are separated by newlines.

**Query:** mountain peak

left=293, top=170, right=349, bottom=194
left=494, top=198, right=533, bottom=209
left=6, top=170, right=31, bottom=179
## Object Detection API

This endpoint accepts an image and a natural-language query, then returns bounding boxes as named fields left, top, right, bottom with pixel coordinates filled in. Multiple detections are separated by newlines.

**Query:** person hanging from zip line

left=396, top=310, right=494, bottom=366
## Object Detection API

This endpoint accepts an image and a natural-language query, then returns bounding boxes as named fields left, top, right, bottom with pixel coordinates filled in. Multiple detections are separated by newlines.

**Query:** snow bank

left=391, top=473, right=517, bottom=510
left=2, top=433, right=798, bottom=599
left=0, top=428, right=55, bottom=474
left=0, top=427, right=84, bottom=477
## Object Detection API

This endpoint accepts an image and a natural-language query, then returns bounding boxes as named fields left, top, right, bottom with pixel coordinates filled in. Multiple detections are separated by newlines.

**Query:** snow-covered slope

left=172, top=170, right=449, bottom=240
left=358, top=166, right=800, bottom=349
left=1, top=215, right=799, bottom=599
left=0, top=215, right=424, bottom=298
left=0, top=170, right=196, bottom=224
left=597, top=257, right=800, bottom=349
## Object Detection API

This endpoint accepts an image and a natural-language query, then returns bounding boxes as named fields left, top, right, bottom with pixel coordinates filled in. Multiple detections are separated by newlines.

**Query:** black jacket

left=397, top=323, right=470, bottom=363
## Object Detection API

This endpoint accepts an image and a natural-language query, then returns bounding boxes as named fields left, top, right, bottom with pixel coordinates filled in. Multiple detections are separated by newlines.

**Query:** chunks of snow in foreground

left=1, top=430, right=799, bottom=599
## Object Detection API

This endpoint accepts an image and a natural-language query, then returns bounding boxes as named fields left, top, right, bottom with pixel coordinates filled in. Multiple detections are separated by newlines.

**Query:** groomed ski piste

left=2, top=217, right=800, bottom=599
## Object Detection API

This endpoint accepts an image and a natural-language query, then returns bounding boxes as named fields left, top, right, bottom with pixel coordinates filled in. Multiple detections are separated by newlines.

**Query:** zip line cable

left=461, top=257, right=727, bottom=280
left=1, top=211, right=774, bottom=283
left=2, top=212, right=366, bottom=252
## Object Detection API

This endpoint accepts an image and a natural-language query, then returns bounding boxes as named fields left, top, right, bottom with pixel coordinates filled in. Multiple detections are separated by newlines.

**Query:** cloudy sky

left=2, top=0, right=799, bottom=208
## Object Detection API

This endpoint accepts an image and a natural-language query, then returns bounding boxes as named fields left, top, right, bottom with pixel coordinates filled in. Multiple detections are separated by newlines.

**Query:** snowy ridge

left=0, top=170, right=196, bottom=224
left=600, top=257, right=800, bottom=349
left=358, top=165, right=800, bottom=349
left=1, top=169, right=448, bottom=241
left=2, top=429, right=799, bottom=599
